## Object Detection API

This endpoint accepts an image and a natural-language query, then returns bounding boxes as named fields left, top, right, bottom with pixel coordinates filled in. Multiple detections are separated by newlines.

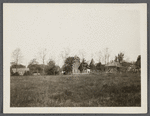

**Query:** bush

left=23, top=71, right=31, bottom=76
left=12, top=72, right=20, bottom=76
left=10, top=69, right=14, bottom=76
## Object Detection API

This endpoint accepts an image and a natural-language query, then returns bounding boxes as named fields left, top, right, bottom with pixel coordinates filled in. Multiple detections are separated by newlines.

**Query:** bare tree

left=107, top=53, right=110, bottom=63
left=103, top=48, right=108, bottom=64
left=96, top=51, right=102, bottom=63
left=47, top=53, right=54, bottom=64
left=11, top=48, right=23, bottom=72
left=104, top=48, right=107, bottom=64
left=102, top=57, right=105, bottom=64
left=103, top=48, right=111, bottom=64
left=38, top=48, right=47, bottom=75
left=114, top=56, right=118, bottom=62
left=29, top=58, right=38, bottom=65
left=60, top=48, right=70, bottom=63
left=79, top=49, right=86, bottom=62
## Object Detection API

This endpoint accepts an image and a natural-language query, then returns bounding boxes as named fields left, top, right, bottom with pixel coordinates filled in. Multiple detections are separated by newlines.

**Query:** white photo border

left=3, top=3, right=147, bottom=114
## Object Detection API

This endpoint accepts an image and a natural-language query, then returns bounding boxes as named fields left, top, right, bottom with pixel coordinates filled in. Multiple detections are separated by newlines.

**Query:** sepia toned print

left=10, top=52, right=141, bottom=107
left=3, top=3, right=147, bottom=113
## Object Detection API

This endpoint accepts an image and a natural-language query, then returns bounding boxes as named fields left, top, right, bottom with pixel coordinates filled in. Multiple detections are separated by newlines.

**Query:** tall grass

left=11, top=73, right=141, bottom=107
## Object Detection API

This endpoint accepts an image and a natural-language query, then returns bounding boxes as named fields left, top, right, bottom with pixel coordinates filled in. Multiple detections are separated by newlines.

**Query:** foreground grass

left=11, top=73, right=141, bottom=107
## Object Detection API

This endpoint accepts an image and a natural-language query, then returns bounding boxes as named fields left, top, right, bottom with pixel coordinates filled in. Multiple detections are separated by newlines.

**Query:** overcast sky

left=5, top=4, right=141, bottom=67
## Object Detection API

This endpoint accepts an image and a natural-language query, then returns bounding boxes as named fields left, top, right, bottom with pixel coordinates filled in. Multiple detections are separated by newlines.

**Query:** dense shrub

left=10, top=68, right=14, bottom=76
left=11, top=72, right=20, bottom=76
left=45, top=60, right=60, bottom=75
left=23, top=71, right=31, bottom=76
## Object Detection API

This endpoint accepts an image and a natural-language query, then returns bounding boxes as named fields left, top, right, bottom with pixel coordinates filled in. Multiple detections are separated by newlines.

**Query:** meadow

left=10, top=73, right=141, bottom=107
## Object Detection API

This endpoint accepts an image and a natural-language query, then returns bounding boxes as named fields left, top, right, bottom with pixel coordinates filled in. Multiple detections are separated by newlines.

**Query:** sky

left=5, top=4, right=141, bottom=67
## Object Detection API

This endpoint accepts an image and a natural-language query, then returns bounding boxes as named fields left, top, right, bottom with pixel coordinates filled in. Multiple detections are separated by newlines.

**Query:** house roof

left=129, top=65, right=137, bottom=68
left=12, top=68, right=29, bottom=71
left=105, top=62, right=122, bottom=67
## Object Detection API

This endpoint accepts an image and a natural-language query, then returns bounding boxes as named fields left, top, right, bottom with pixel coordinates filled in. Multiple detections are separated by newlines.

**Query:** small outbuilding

left=105, top=62, right=122, bottom=73
left=12, top=68, right=29, bottom=76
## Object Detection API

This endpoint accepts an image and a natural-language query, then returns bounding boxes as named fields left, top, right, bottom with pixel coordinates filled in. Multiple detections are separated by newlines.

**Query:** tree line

left=10, top=48, right=141, bottom=76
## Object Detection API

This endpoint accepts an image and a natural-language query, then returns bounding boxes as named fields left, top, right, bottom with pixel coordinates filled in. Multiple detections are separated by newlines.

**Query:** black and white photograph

left=3, top=3, right=147, bottom=113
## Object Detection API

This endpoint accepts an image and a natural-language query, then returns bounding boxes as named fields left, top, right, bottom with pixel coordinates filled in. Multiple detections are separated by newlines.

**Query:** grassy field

left=10, top=73, right=141, bottom=107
